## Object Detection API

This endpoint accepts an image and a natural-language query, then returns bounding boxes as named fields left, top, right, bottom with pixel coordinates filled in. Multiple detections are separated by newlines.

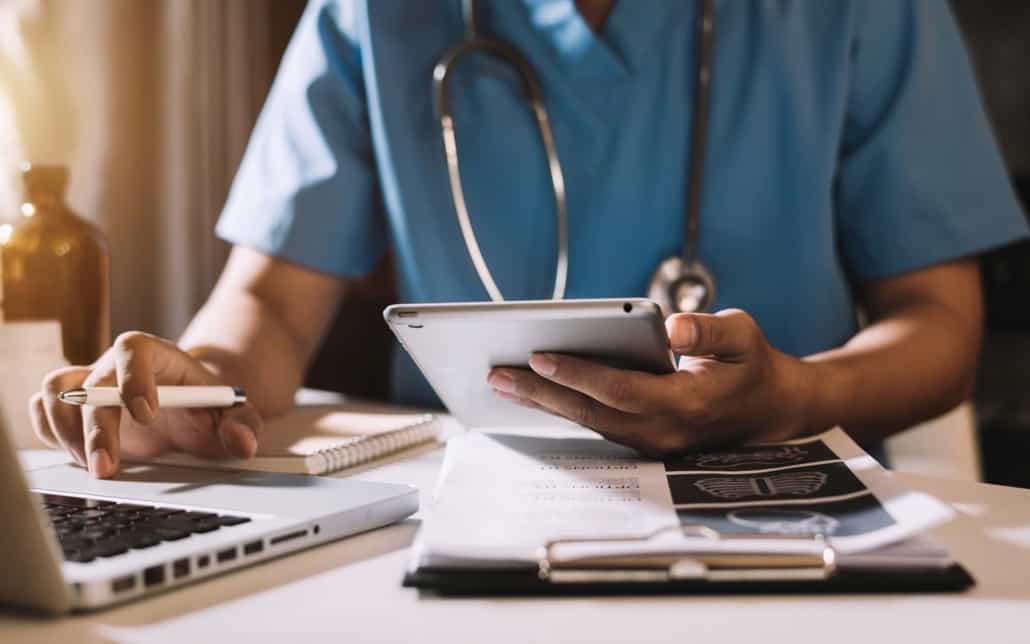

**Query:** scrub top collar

left=497, top=0, right=687, bottom=78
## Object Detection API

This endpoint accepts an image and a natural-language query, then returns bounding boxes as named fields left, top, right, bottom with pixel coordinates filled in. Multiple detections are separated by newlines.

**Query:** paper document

left=414, top=428, right=955, bottom=569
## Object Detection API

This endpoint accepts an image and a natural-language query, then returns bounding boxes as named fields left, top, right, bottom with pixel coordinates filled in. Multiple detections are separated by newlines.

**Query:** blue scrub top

left=217, top=0, right=1028, bottom=409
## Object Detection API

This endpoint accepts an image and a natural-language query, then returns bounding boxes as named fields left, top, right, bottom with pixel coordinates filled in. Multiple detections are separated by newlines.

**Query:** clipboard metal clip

left=537, top=525, right=837, bottom=585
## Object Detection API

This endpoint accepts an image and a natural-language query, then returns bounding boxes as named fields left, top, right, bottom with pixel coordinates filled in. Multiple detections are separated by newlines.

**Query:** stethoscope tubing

left=434, top=0, right=714, bottom=312
left=433, top=38, right=569, bottom=302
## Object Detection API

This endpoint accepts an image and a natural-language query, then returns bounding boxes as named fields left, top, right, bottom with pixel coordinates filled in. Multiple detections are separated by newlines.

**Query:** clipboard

left=404, top=526, right=975, bottom=596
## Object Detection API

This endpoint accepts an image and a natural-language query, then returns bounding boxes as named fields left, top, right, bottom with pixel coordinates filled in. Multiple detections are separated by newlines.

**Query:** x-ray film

left=666, top=462, right=867, bottom=506
left=676, top=493, right=896, bottom=538
left=664, top=436, right=839, bottom=473
left=661, top=429, right=954, bottom=552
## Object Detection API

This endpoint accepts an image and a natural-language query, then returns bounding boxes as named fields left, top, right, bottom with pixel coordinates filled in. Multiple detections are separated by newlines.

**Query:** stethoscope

left=434, top=0, right=716, bottom=315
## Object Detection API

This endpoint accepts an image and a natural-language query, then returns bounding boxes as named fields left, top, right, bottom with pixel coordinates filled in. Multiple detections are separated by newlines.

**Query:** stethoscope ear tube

left=433, top=37, right=569, bottom=302
left=683, top=0, right=714, bottom=268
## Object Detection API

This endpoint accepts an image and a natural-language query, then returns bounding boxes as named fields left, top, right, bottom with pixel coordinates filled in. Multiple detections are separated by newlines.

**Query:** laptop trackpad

left=30, top=462, right=227, bottom=490
left=27, top=462, right=414, bottom=518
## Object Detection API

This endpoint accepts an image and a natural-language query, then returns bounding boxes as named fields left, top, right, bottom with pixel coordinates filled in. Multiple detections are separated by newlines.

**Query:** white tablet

left=383, top=299, right=675, bottom=429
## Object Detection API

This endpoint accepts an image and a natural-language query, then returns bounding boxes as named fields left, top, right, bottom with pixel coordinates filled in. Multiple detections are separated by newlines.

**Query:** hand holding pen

left=28, top=332, right=262, bottom=479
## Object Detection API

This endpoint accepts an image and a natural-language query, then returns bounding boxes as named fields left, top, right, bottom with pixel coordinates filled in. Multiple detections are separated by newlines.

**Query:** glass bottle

left=1, top=164, right=110, bottom=365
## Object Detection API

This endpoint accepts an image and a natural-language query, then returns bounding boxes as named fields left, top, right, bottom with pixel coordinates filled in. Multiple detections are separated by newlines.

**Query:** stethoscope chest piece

left=648, top=256, right=716, bottom=316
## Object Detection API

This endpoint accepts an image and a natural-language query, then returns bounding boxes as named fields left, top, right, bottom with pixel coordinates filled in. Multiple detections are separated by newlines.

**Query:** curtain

left=5, top=0, right=305, bottom=339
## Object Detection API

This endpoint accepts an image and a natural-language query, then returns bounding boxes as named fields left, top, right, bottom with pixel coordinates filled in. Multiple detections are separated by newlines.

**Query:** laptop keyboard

left=39, top=493, right=252, bottom=563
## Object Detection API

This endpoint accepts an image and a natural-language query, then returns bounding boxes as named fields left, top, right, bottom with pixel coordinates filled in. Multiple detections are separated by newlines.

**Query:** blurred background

left=0, top=0, right=307, bottom=337
left=0, top=1, right=1028, bottom=484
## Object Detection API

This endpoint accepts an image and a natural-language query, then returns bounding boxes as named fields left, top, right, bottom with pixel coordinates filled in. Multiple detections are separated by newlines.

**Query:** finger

left=525, top=353, right=667, bottom=414
left=41, top=367, right=92, bottom=466
left=162, top=409, right=231, bottom=460
left=491, top=388, right=548, bottom=413
left=490, top=371, right=693, bottom=456
left=161, top=403, right=261, bottom=462
left=81, top=406, right=122, bottom=478
left=81, top=368, right=121, bottom=478
left=29, top=393, right=59, bottom=448
left=666, top=309, right=759, bottom=359
left=217, top=403, right=262, bottom=459
left=489, top=369, right=646, bottom=439
left=112, top=331, right=159, bottom=424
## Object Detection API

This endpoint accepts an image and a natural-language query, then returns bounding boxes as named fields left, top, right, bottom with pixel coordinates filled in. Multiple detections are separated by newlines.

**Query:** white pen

left=57, top=386, right=246, bottom=408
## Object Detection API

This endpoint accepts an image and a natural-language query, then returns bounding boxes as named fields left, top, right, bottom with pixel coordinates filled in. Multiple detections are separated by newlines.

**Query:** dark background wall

left=951, top=1, right=1030, bottom=487
left=952, top=1, right=1030, bottom=176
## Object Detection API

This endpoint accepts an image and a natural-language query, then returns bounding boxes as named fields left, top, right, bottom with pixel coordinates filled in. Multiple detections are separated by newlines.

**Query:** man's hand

left=30, top=332, right=262, bottom=479
left=487, top=309, right=812, bottom=456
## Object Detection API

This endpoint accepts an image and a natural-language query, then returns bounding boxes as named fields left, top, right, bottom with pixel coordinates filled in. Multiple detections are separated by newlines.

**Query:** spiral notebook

left=149, top=406, right=440, bottom=475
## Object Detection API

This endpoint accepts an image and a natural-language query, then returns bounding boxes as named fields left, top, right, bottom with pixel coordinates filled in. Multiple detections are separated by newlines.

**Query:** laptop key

left=111, top=503, right=150, bottom=511
left=108, top=521, right=139, bottom=532
left=79, top=528, right=113, bottom=542
left=153, top=508, right=186, bottom=518
left=133, top=507, right=168, bottom=518
left=93, top=540, right=131, bottom=558
left=180, top=512, right=218, bottom=522
left=218, top=515, right=252, bottom=527
left=44, top=495, right=113, bottom=509
left=59, top=537, right=95, bottom=552
left=127, top=534, right=162, bottom=549
left=44, top=505, right=80, bottom=516
left=190, top=520, right=221, bottom=534
left=63, top=548, right=97, bottom=563
left=108, top=506, right=143, bottom=515
left=69, top=509, right=111, bottom=520
left=146, top=526, right=192, bottom=541
left=108, top=514, right=145, bottom=525
left=41, top=494, right=89, bottom=507
left=153, top=518, right=221, bottom=534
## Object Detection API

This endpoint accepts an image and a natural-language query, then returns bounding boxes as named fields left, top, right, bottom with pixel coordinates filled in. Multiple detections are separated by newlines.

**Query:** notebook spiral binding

left=312, top=415, right=438, bottom=473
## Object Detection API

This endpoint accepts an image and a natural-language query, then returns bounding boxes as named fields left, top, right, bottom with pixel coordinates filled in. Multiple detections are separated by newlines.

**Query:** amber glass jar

left=1, top=164, right=110, bottom=365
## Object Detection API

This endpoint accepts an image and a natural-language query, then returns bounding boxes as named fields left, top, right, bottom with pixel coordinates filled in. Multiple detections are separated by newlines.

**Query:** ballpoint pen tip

left=57, top=389, right=86, bottom=405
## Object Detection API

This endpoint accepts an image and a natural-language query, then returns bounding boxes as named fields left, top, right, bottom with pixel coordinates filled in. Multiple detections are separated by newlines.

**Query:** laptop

left=0, top=405, right=418, bottom=614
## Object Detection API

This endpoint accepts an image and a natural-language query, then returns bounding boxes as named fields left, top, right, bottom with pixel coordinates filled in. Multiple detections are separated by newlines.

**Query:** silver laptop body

left=0, top=407, right=418, bottom=614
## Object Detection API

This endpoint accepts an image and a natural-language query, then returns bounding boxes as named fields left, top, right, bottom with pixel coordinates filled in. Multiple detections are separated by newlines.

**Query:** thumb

left=666, top=309, right=760, bottom=358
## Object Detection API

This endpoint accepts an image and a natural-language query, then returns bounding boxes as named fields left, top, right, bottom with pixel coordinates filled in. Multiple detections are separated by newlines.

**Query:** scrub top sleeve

left=836, top=0, right=1029, bottom=282
left=215, top=0, right=386, bottom=278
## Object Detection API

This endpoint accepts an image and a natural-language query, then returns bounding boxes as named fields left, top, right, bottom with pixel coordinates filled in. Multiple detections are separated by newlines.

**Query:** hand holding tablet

left=386, top=299, right=814, bottom=457
left=384, top=299, right=674, bottom=429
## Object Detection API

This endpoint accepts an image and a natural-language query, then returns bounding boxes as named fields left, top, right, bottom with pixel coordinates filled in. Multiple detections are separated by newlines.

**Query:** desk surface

left=4, top=422, right=1030, bottom=644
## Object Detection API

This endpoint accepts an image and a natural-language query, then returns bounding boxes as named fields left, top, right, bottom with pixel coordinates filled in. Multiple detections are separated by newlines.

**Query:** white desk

left=4, top=430, right=1030, bottom=644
